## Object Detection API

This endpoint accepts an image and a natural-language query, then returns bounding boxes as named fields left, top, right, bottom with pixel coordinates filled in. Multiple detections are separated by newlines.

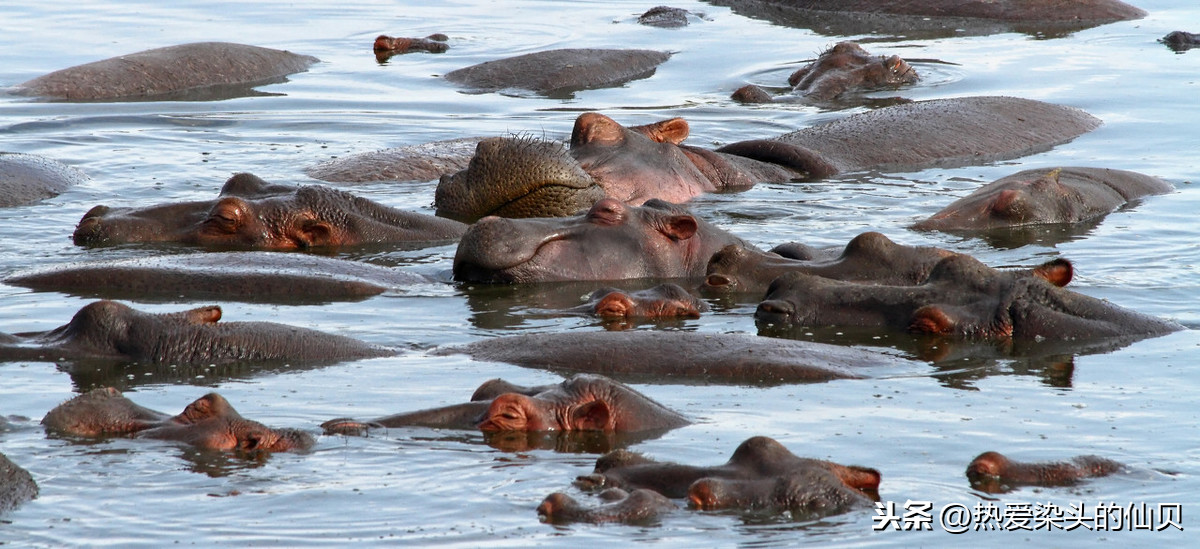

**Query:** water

left=0, top=0, right=1197, bottom=546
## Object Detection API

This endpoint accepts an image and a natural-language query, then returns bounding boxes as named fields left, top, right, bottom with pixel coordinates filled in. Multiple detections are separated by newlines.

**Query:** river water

left=0, top=0, right=1196, bottom=546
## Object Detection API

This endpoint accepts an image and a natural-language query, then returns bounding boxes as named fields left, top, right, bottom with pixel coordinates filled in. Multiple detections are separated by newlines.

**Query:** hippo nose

left=704, top=273, right=734, bottom=290
left=73, top=214, right=108, bottom=245
left=754, top=300, right=795, bottom=323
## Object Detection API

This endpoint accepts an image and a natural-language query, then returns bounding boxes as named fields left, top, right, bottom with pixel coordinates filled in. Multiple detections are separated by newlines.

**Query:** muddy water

left=0, top=0, right=1197, bottom=546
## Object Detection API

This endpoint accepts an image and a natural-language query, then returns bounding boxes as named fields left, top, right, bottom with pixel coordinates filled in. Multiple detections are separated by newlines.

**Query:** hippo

left=42, top=387, right=314, bottom=453
left=73, top=172, right=466, bottom=250
left=321, top=373, right=689, bottom=436
left=435, top=97, right=1100, bottom=221
left=913, top=167, right=1172, bottom=233
left=637, top=6, right=694, bottom=28
left=434, top=330, right=919, bottom=385
left=1161, top=31, right=1200, bottom=52
left=966, top=451, right=1123, bottom=493
left=0, top=452, right=37, bottom=514
left=305, top=138, right=483, bottom=184
left=5, top=251, right=430, bottom=304
left=444, top=48, right=671, bottom=98
left=732, top=41, right=918, bottom=103
left=0, top=300, right=394, bottom=365
left=708, top=0, right=1146, bottom=39
left=373, top=33, right=449, bottom=62
left=537, top=488, right=678, bottom=524
left=0, top=152, right=90, bottom=208
left=573, top=436, right=880, bottom=519
left=10, top=42, right=318, bottom=101
left=754, top=254, right=1182, bottom=341
left=570, top=283, right=709, bottom=320
left=453, top=198, right=751, bottom=283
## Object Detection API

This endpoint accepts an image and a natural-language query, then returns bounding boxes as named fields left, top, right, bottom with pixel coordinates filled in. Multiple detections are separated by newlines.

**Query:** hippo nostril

left=72, top=216, right=106, bottom=245
left=705, top=274, right=732, bottom=288
left=754, top=300, right=795, bottom=321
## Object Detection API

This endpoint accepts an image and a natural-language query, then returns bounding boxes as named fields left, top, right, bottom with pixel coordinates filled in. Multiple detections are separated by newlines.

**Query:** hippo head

left=914, top=169, right=1083, bottom=230
left=788, top=41, right=918, bottom=101
left=154, top=393, right=315, bottom=453
left=40, top=300, right=225, bottom=360
left=453, top=198, right=746, bottom=283
left=475, top=392, right=614, bottom=432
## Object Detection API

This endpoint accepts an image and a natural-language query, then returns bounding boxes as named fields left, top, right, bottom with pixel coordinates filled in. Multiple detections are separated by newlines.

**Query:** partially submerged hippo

left=453, top=198, right=751, bottom=283
left=966, top=451, right=1123, bottom=493
left=0, top=452, right=37, bottom=514
left=321, top=373, right=689, bottom=435
left=444, top=48, right=671, bottom=98
left=709, top=0, right=1145, bottom=38
left=637, top=6, right=694, bottom=28
left=305, top=138, right=482, bottom=184
left=5, top=251, right=429, bottom=304
left=733, top=41, right=918, bottom=103
left=574, top=436, right=880, bottom=519
left=73, top=172, right=466, bottom=249
left=0, top=152, right=90, bottom=208
left=43, top=387, right=314, bottom=453
left=570, top=283, right=709, bottom=320
left=913, top=167, right=1172, bottom=232
left=1161, top=31, right=1200, bottom=52
left=0, top=300, right=393, bottom=365
left=435, top=330, right=918, bottom=385
left=10, top=42, right=318, bottom=101
left=373, top=33, right=448, bottom=62
left=755, top=254, right=1181, bottom=341
left=538, top=488, right=678, bottom=525
left=436, top=97, right=1100, bottom=220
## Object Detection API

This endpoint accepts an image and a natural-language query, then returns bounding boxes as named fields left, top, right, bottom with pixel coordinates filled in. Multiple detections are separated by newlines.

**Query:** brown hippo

left=0, top=300, right=394, bottom=365
left=733, top=41, right=918, bottom=103
left=444, top=48, right=671, bottom=98
left=373, top=33, right=449, bottom=62
left=0, top=452, right=38, bottom=514
left=321, top=373, right=689, bottom=436
left=5, top=251, right=430, bottom=304
left=570, top=283, right=709, bottom=320
left=1161, top=31, right=1200, bottom=52
left=574, top=436, right=880, bottom=519
left=913, top=167, right=1172, bottom=232
left=0, top=152, right=90, bottom=208
left=709, top=0, right=1145, bottom=39
left=755, top=254, right=1182, bottom=341
left=435, top=97, right=1100, bottom=221
left=537, top=488, right=678, bottom=524
left=435, top=331, right=919, bottom=385
left=637, top=6, right=694, bottom=28
left=42, top=387, right=314, bottom=453
left=73, top=172, right=466, bottom=250
left=966, top=451, right=1123, bottom=493
left=10, top=42, right=318, bottom=101
left=453, top=198, right=752, bottom=283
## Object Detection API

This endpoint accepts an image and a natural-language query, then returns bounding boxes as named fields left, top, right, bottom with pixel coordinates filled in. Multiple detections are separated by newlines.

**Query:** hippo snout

left=73, top=206, right=112, bottom=245
left=754, top=300, right=796, bottom=325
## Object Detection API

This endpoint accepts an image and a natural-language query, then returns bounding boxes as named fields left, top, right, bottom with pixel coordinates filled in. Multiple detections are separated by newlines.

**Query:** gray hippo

left=0, top=300, right=394, bottom=365
left=10, top=42, right=318, bottom=101
left=537, top=488, right=678, bottom=525
left=732, top=41, right=918, bottom=103
left=72, top=172, right=466, bottom=250
left=0, top=452, right=37, bottom=514
left=444, top=48, right=671, bottom=98
left=966, top=451, right=1124, bottom=494
left=43, top=387, right=314, bottom=453
left=0, top=152, right=90, bottom=207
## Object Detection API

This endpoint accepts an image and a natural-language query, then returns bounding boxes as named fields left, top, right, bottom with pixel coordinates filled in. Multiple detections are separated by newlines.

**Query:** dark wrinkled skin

left=755, top=254, right=1182, bottom=341
left=637, top=6, right=694, bottom=28
left=5, top=251, right=430, bottom=304
left=0, top=300, right=394, bottom=365
left=733, top=41, right=918, bottom=103
left=453, top=198, right=752, bottom=283
left=305, top=137, right=482, bottom=184
left=10, top=42, right=318, bottom=102
left=435, top=331, right=919, bottom=385
left=913, top=167, right=1172, bottom=232
left=702, top=232, right=960, bottom=296
left=444, top=48, right=671, bottom=98
left=709, top=0, right=1145, bottom=39
left=42, top=387, right=314, bottom=453
left=0, top=152, right=90, bottom=208
left=73, top=172, right=466, bottom=250
left=574, top=436, right=880, bottom=519
left=0, top=452, right=38, bottom=514
left=570, top=283, right=709, bottom=320
left=538, top=488, right=678, bottom=524
left=373, top=33, right=448, bottom=62
left=321, top=373, right=689, bottom=436
left=1161, top=31, right=1200, bottom=52
left=966, top=451, right=1123, bottom=494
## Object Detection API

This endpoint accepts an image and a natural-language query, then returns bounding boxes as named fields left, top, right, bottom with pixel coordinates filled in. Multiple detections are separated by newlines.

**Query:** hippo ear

left=175, top=394, right=223, bottom=424
left=571, top=112, right=625, bottom=147
left=838, top=466, right=882, bottom=492
left=632, top=117, right=690, bottom=145
left=184, top=305, right=222, bottom=324
left=296, top=219, right=336, bottom=248
left=659, top=215, right=699, bottom=242
left=909, top=305, right=956, bottom=335
left=593, top=292, right=635, bottom=319
left=1032, top=258, right=1073, bottom=287
left=571, top=400, right=612, bottom=431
